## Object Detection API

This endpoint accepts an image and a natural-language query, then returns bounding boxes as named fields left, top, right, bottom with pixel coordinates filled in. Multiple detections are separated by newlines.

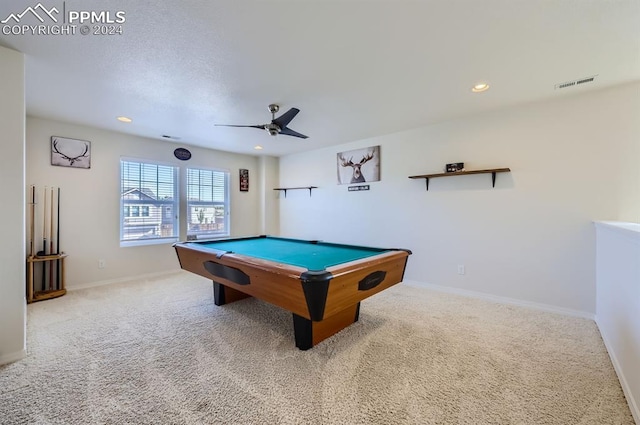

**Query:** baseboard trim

left=401, top=280, right=594, bottom=320
left=595, top=317, right=640, bottom=424
left=0, top=349, right=26, bottom=366
left=68, top=270, right=184, bottom=291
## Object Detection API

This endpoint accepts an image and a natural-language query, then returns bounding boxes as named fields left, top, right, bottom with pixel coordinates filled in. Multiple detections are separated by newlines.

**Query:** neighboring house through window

left=120, top=159, right=179, bottom=246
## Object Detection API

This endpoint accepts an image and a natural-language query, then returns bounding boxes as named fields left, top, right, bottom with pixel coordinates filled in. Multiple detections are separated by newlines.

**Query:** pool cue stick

left=56, top=187, right=61, bottom=290
left=41, top=186, right=48, bottom=291
left=29, top=185, right=35, bottom=257
left=28, top=185, right=36, bottom=301
left=49, top=186, right=54, bottom=290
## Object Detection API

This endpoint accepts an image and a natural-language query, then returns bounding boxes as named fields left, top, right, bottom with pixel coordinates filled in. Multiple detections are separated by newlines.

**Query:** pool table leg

left=292, top=302, right=361, bottom=350
left=213, top=281, right=251, bottom=306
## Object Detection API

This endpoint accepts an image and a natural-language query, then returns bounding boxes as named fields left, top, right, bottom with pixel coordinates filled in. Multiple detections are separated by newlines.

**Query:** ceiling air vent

left=161, top=134, right=181, bottom=140
left=554, top=75, right=597, bottom=90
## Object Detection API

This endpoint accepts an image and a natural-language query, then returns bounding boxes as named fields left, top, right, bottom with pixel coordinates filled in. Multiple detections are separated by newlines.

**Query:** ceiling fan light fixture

left=264, top=122, right=281, bottom=136
left=117, top=116, right=132, bottom=123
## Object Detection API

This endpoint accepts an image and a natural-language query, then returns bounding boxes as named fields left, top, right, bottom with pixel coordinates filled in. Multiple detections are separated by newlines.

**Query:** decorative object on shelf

left=27, top=185, right=66, bottom=303
left=273, top=186, right=317, bottom=197
left=239, top=169, right=249, bottom=192
left=337, top=145, right=380, bottom=185
left=409, top=168, right=511, bottom=191
left=51, top=136, right=91, bottom=169
left=173, top=147, right=192, bottom=161
left=445, top=162, right=464, bottom=173
left=348, top=185, right=370, bottom=192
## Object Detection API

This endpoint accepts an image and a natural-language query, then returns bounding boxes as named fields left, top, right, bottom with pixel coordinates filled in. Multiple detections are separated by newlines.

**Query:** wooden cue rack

left=27, top=185, right=67, bottom=304
left=27, top=253, right=67, bottom=303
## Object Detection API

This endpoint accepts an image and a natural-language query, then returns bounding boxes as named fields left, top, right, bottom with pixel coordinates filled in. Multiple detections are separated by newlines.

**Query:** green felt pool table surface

left=197, top=237, right=392, bottom=271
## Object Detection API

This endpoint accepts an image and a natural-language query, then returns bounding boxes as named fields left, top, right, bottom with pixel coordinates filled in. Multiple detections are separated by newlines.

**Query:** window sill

left=186, top=233, right=230, bottom=242
left=120, top=237, right=179, bottom=248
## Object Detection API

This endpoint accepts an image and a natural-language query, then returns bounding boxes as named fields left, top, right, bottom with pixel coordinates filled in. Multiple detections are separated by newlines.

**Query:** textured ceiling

left=1, top=0, right=639, bottom=156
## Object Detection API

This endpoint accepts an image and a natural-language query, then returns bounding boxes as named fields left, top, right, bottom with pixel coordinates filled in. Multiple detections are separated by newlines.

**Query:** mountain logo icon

left=1, top=3, right=59, bottom=24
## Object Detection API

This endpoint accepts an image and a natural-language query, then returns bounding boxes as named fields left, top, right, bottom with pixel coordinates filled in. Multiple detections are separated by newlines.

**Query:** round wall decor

left=174, top=147, right=192, bottom=161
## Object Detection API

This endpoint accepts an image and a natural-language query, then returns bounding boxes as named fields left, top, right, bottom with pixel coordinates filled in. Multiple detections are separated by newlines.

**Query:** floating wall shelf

left=408, top=168, right=511, bottom=191
left=273, top=186, right=318, bottom=197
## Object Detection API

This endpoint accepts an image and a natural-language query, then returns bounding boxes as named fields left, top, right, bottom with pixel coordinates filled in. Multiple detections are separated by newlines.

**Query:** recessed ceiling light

left=254, top=145, right=263, bottom=150
left=471, top=83, right=490, bottom=93
left=117, top=116, right=132, bottom=123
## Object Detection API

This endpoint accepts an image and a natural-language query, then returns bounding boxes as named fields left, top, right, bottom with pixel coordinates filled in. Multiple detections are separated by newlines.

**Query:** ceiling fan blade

left=272, top=108, right=300, bottom=128
left=215, top=124, right=266, bottom=129
left=279, top=126, right=308, bottom=139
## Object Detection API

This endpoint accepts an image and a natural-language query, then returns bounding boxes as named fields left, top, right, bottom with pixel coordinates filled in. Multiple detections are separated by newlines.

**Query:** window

left=187, top=167, right=229, bottom=239
left=120, top=159, right=179, bottom=246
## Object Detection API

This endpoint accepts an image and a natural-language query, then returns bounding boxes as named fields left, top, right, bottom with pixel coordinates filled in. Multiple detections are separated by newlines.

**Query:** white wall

left=279, top=82, right=640, bottom=315
left=258, top=155, right=280, bottom=235
left=595, top=222, right=640, bottom=423
left=26, top=117, right=263, bottom=288
left=0, top=46, right=26, bottom=365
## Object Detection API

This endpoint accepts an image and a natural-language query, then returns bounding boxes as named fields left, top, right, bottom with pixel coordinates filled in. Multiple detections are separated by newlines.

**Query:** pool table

left=173, top=236, right=411, bottom=350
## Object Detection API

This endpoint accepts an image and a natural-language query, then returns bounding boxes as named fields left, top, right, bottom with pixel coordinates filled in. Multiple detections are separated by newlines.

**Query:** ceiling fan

left=216, top=104, right=308, bottom=139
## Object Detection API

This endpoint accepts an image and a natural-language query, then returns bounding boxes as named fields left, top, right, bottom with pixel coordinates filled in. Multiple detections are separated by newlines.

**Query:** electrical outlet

left=98, top=259, right=106, bottom=269
left=457, top=265, right=465, bottom=275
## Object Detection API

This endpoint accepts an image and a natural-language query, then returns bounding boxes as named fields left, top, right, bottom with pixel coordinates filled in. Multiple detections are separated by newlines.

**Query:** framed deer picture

left=337, top=146, right=380, bottom=185
left=51, top=136, right=91, bottom=169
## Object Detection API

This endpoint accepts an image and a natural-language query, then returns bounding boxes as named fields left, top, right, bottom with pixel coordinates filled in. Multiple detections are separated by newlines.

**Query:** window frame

left=120, top=157, right=180, bottom=247
left=186, top=166, right=231, bottom=240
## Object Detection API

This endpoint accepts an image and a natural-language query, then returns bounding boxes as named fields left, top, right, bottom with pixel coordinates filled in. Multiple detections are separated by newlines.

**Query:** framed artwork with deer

left=337, top=146, right=380, bottom=185
left=51, top=136, right=91, bottom=169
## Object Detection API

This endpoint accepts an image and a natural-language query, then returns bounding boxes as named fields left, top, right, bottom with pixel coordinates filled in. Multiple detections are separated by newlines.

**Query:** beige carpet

left=0, top=272, right=634, bottom=424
